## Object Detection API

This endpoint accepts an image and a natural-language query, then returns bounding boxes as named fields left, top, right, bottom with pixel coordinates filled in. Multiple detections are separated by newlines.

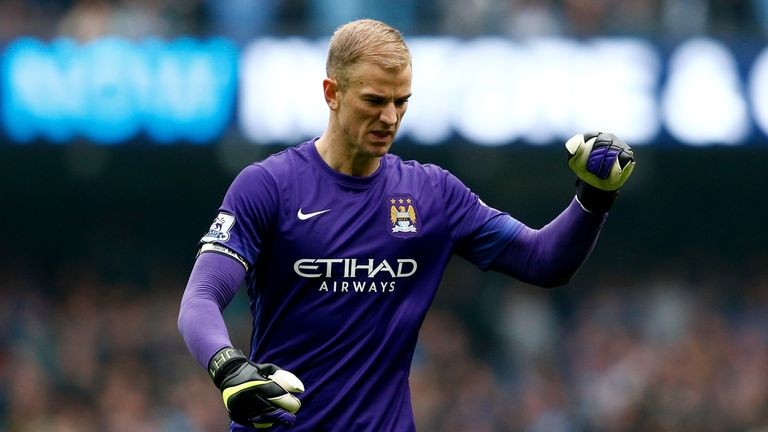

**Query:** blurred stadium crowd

left=2, top=1, right=768, bottom=432
left=2, top=259, right=767, bottom=431
left=2, top=0, right=768, bottom=44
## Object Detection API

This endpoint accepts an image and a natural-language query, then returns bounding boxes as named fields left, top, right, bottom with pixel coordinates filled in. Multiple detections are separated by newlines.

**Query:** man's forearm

left=489, top=197, right=607, bottom=287
left=178, top=252, right=245, bottom=368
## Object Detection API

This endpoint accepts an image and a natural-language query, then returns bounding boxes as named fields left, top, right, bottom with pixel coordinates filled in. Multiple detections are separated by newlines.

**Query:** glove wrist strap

left=576, top=180, right=618, bottom=214
left=208, top=347, right=247, bottom=387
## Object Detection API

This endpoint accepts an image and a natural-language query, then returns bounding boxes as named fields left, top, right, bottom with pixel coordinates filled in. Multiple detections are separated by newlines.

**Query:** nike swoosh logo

left=297, top=208, right=331, bottom=221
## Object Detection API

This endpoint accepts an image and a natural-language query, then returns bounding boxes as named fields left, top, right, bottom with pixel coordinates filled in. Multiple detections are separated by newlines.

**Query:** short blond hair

left=326, top=19, right=411, bottom=89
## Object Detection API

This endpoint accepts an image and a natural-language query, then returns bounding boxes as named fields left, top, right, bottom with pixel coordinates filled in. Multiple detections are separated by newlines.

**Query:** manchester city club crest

left=387, top=194, right=420, bottom=238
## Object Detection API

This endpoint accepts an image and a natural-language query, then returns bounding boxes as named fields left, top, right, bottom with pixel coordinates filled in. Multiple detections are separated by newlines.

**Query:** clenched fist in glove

left=565, top=131, right=636, bottom=213
left=209, top=347, right=304, bottom=428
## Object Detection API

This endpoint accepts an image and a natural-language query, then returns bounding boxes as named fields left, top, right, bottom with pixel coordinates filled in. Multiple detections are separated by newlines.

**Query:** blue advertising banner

left=1, top=37, right=238, bottom=144
left=1, top=35, right=766, bottom=146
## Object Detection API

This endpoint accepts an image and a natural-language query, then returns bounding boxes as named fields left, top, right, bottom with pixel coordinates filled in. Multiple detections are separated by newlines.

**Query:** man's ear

left=323, top=77, right=340, bottom=111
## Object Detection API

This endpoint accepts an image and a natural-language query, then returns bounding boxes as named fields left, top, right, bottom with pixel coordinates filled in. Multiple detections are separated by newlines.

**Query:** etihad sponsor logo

left=293, top=258, right=417, bottom=279
left=318, top=280, right=395, bottom=293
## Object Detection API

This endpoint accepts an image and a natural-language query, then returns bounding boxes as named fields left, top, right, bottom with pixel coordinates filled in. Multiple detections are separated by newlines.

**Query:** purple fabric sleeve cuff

left=489, top=197, right=607, bottom=287
left=178, top=251, right=246, bottom=369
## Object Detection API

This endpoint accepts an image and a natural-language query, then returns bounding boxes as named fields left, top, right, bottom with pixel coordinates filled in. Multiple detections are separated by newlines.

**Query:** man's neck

left=315, top=135, right=381, bottom=177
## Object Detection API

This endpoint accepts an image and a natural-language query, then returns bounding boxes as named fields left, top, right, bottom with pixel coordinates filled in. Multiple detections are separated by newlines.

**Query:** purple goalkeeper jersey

left=200, top=138, right=521, bottom=431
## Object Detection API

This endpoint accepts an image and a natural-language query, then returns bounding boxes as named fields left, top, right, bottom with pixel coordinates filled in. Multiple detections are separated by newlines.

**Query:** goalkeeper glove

left=565, top=131, right=636, bottom=213
left=208, top=347, right=304, bottom=428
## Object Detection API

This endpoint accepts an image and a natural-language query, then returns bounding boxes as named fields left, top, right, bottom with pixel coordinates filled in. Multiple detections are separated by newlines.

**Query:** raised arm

left=479, top=132, right=635, bottom=287
left=487, top=198, right=605, bottom=287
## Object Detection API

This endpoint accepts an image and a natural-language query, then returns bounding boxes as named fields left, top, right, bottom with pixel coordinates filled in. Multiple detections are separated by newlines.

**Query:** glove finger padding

left=249, top=369, right=305, bottom=428
left=251, top=409, right=298, bottom=429
left=210, top=349, right=304, bottom=429
left=222, top=363, right=304, bottom=427
left=566, top=131, right=635, bottom=191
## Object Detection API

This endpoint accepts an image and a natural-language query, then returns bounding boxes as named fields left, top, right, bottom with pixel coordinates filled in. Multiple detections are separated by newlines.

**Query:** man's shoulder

left=252, top=139, right=314, bottom=174
left=228, top=140, right=314, bottom=191
left=386, top=153, right=451, bottom=180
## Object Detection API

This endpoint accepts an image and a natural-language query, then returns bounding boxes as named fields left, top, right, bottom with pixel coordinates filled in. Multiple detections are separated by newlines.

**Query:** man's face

left=332, top=62, right=412, bottom=158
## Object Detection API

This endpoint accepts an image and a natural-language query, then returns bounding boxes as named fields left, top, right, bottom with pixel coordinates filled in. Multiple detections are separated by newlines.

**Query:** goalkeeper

left=178, top=19, right=635, bottom=431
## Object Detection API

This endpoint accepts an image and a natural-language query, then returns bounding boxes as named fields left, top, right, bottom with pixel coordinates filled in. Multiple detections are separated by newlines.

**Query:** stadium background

left=1, top=1, right=767, bottom=431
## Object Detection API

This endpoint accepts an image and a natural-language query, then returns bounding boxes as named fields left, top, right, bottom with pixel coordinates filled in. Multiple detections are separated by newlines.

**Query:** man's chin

left=364, top=137, right=393, bottom=155
left=366, top=143, right=391, bottom=157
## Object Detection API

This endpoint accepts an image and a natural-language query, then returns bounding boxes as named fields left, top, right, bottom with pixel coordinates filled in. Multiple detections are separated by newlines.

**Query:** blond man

left=179, top=19, right=635, bottom=431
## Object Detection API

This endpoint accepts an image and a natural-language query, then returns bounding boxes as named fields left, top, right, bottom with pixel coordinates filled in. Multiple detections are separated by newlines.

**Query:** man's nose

left=380, top=103, right=397, bottom=125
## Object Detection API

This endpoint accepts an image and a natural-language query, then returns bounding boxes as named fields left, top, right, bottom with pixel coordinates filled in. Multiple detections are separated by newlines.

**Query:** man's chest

left=273, top=180, right=446, bottom=261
